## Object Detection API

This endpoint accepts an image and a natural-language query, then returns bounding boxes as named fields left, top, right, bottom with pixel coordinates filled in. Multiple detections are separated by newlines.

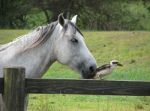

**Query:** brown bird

left=94, top=60, right=123, bottom=79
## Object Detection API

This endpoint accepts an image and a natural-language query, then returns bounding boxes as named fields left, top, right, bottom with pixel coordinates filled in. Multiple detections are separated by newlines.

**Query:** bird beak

left=117, top=62, right=123, bottom=66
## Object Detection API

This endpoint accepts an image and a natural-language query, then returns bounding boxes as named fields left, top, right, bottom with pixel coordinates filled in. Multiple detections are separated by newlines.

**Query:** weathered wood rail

left=26, top=79, right=150, bottom=96
left=1, top=67, right=150, bottom=111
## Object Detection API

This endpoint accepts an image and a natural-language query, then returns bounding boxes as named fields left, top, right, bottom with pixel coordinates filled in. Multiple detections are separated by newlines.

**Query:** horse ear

left=71, top=15, right=78, bottom=25
left=58, top=13, right=65, bottom=27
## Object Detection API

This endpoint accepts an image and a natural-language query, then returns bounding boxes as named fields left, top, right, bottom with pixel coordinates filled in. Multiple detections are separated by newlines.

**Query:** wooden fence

left=1, top=67, right=150, bottom=111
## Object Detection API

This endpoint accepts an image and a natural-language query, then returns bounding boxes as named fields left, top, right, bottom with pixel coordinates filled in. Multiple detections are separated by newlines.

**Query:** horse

left=0, top=14, right=97, bottom=110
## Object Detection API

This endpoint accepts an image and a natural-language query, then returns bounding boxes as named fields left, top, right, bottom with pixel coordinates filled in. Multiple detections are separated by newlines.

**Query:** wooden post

left=3, top=67, right=26, bottom=111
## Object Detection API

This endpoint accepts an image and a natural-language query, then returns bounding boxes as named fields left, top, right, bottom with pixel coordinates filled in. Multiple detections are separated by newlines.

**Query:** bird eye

left=71, top=38, right=78, bottom=43
left=112, top=62, right=118, bottom=64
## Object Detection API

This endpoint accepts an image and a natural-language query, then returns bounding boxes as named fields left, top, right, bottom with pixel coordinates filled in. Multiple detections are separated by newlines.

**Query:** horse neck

left=24, top=25, right=62, bottom=78
left=27, top=33, right=59, bottom=78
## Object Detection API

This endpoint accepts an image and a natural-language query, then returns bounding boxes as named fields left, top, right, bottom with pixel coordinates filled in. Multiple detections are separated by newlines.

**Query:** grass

left=0, top=30, right=150, bottom=111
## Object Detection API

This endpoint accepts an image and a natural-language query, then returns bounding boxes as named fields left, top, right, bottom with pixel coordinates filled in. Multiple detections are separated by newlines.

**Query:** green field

left=0, top=30, right=150, bottom=111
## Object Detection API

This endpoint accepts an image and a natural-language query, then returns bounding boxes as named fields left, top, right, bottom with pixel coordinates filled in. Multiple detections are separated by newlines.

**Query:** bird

left=94, top=60, right=123, bottom=79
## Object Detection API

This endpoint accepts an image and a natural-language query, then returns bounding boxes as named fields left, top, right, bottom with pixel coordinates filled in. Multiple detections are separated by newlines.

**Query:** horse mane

left=30, top=21, right=58, bottom=48
left=0, top=21, right=58, bottom=52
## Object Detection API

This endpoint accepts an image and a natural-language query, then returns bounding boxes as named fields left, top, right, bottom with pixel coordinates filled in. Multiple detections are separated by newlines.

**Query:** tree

left=0, top=0, right=31, bottom=28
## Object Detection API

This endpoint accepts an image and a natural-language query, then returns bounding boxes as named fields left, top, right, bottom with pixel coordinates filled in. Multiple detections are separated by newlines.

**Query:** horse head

left=54, top=14, right=97, bottom=79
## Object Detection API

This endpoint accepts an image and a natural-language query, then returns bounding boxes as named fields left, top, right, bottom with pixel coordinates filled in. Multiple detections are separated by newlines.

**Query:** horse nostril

left=89, top=66, right=95, bottom=73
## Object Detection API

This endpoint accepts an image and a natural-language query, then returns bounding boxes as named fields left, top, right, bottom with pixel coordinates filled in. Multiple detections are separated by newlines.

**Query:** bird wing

left=96, top=64, right=111, bottom=72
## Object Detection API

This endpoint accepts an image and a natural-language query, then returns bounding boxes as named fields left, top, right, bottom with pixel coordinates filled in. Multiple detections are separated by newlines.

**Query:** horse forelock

left=68, top=21, right=84, bottom=36
left=62, top=21, right=83, bottom=37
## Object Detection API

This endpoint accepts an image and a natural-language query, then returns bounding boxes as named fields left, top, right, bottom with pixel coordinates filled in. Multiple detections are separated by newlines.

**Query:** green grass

left=0, top=30, right=150, bottom=111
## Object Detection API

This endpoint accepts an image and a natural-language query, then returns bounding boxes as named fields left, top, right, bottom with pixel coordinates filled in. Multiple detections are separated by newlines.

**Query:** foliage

left=25, top=8, right=51, bottom=28
left=0, top=0, right=31, bottom=28
left=0, top=0, right=150, bottom=30
left=1, top=0, right=150, bottom=30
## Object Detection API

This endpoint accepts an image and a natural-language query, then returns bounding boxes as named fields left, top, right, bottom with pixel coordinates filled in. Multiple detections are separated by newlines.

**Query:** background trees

left=0, top=0, right=150, bottom=30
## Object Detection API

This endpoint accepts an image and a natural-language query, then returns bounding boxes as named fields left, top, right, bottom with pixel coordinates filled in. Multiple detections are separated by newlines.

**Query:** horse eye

left=71, top=38, right=78, bottom=43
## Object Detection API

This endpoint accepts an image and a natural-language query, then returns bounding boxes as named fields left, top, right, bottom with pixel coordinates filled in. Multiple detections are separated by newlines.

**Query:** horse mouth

left=81, top=70, right=96, bottom=79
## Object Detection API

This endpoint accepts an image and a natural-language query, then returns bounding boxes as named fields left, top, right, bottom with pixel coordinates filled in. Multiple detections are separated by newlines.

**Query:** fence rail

left=26, top=79, right=150, bottom=96
left=0, top=76, right=150, bottom=96
left=1, top=67, right=150, bottom=111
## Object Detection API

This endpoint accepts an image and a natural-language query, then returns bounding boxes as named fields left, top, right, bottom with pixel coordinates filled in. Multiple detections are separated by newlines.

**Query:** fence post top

left=3, top=66, right=25, bottom=69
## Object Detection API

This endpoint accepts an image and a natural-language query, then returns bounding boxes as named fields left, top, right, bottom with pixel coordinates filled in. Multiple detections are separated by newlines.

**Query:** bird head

left=110, top=60, right=123, bottom=67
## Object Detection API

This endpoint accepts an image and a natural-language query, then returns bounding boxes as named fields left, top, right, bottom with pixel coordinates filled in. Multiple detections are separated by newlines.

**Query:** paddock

left=1, top=67, right=150, bottom=111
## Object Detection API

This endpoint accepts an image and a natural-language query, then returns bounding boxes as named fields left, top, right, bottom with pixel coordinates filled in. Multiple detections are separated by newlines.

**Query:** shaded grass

left=0, top=30, right=150, bottom=111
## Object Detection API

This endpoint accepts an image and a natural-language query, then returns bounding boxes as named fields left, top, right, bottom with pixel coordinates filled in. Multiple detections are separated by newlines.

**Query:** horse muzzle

left=80, top=64, right=97, bottom=79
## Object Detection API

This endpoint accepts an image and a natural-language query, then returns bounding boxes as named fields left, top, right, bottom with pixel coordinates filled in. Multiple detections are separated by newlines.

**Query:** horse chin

left=72, top=68, right=95, bottom=79
left=69, top=64, right=96, bottom=79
